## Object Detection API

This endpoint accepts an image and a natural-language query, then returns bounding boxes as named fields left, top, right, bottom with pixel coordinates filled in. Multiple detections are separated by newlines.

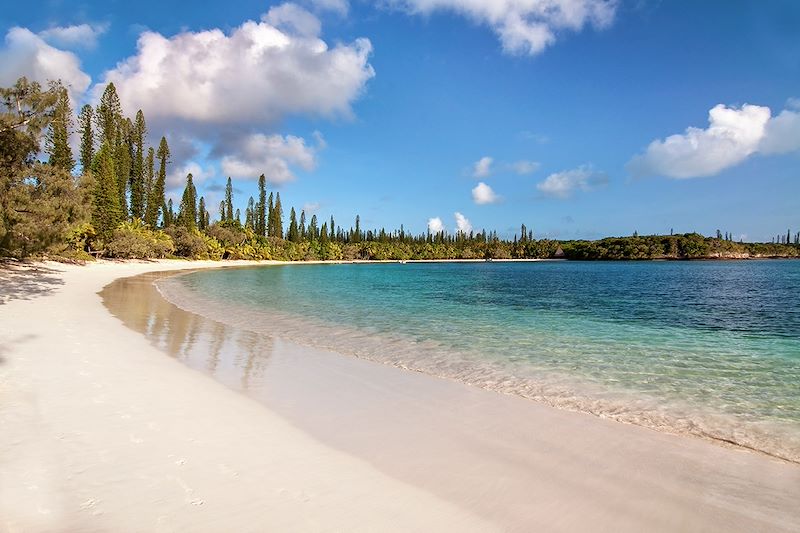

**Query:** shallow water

left=157, top=260, right=800, bottom=461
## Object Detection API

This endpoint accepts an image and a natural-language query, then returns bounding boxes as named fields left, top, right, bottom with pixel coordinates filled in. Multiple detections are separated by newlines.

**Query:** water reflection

left=101, top=271, right=273, bottom=396
left=101, top=269, right=800, bottom=464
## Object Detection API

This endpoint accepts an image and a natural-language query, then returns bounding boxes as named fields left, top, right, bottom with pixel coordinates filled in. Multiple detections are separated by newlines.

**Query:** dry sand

left=0, top=260, right=493, bottom=532
left=1, top=260, right=799, bottom=532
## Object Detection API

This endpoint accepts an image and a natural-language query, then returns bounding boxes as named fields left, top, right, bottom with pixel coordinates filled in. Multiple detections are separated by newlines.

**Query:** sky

left=1, top=0, right=798, bottom=241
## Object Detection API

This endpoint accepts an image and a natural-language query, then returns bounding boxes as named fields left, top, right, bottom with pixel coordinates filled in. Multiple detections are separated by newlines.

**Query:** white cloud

left=472, top=156, right=493, bottom=178
left=510, top=160, right=540, bottom=174
left=454, top=211, right=472, bottom=234
left=264, top=3, right=322, bottom=37
left=303, top=201, right=321, bottom=213
left=308, top=0, right=349, bottom=15
left=473, top=157, right=539, bottom=177
left=220, top=133, right=317, bottom=184
left=167, top=161, right=215, bottom=191
left=95, top=3, right=374, bottom=128
left=759, top=107, right=800, bottom=155
left=472, top=181, right=500, bottom=204
left=0, top=27, right=91, bottom=103
left=628, top=104, right=771, bottom=179
left=391, top=0, right=618, bottom=55
left=628, top=102, right=800, bottom=179
left=536, top=165, right=607, bottom=198
left=81, top=4, right=371, bottom=188
left=38, top=23, right=108, bottom=50
left=427, top=216, right=445, bottom=234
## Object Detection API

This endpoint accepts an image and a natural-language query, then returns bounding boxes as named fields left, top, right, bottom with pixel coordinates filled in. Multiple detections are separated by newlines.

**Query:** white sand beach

left=1, top=260, right=799, bottom=532
left=0, top=261, right=492, bottom=532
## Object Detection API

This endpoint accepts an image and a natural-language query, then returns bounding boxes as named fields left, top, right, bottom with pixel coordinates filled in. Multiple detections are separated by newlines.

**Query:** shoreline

left=108, top=263, right=800, bottom=530
left=0, top=259, right=493, bottom=531
left=2, top=260, right=800, bottom=531
left=154, top=263, right=800, bottom=465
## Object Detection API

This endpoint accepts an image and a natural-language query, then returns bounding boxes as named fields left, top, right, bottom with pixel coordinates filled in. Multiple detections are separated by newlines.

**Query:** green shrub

left=106, top=220, right=175, bottom=259
left=205, top=223, right=246, bottom=247
left=166, top=226, right=210, bottom=259
left=202, top=233, right=224, bottom=260
left=65, top=222, right=96, bottom=253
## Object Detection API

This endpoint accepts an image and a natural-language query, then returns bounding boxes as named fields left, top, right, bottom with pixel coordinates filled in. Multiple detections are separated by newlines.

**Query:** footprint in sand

left=79, top=498, right=98, bottom=510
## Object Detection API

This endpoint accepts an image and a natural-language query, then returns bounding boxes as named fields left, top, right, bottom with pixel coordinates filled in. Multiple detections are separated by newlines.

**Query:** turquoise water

left=163, top=260, right=800, bottom=460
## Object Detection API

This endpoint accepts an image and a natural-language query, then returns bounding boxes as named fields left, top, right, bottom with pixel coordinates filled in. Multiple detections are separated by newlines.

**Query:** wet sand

left=0, top=261, right=491, bottom=532
left=101, top=267, right=800, bottom=532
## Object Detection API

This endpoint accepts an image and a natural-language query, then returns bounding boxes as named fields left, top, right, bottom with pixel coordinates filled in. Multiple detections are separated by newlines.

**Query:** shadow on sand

left=0, top=262, right=64, bottom=305
left=0, top=334, right=38, bottom=366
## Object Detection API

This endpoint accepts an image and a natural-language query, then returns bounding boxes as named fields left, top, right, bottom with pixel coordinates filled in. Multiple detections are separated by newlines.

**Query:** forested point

left=2, top=77, right=799, bottom=263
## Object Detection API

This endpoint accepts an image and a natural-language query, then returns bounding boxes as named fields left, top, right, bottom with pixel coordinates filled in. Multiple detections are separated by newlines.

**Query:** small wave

left=156, top=274, right=800, bottom=463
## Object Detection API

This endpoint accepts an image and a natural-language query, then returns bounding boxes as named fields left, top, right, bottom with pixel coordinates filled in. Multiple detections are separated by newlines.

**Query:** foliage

left=0, top=165, right=92, bottom=257
left=65, top=222, right=97, bottom=255
left=560, top=234, right=799, bottom=260
left=144, top=136, right=168, bottom=228
left=166, top=225, right=211, bottom=259
left=129, top=110, right=147, bottom=220
left=91, top=143, right=123, bottom=239
left=105, top=220, right=174, bottom=259
left=177, top=173, right=198, bottom=230
left=1, top=77, right=60, bottom=254
left=78, top=104, right=94, bottom=172
left=45, top=83, right=74, bottom=172
left=1, top=76, right=799, bottom=264
left=201, top=232, right=224, bottom=260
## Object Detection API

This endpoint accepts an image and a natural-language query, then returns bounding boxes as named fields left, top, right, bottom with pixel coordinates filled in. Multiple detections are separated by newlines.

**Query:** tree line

left=1, top=76, right=798, bottom=262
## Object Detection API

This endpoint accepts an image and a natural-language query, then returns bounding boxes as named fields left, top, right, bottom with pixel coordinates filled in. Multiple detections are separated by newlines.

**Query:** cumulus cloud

left=39, top=23, right=108, bottom=49
left=510, top=160, right=540, bottom=174
left=454, top=211, right=472, bottom=234
left=264, top=3, right=322, bottom=37
left=95, top=3, right=374, bottom=129
left=472, top=181, right=500, bottom=204
left=628, top=104, right=770, bottom=179
left=391, top=0, right=618, bottom=55
left=0, top=27, right=91, bottom=102
left=72, top=4, right=372, bottom=187
left=220, top=133, right=317, bottom=184
left=472, top=156, right=493, bottom=178
left=536, top=165, right=607, bottom=198
left=167, top=161, right=217, bottom=191
left=428, top=217, right=445, bottom=234
left=759, top=107, right=800, bottom=155
left=628, top=103, right=800, bottom=179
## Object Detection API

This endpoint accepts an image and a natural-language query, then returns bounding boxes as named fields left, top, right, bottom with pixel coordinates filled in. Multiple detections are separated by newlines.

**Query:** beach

left=1, top=260, right=799, bottom=532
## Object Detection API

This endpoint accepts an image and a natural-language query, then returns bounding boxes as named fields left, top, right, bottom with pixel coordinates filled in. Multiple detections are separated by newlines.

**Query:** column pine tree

left=178, top=173, right=197, bottom=229
left=145, top=136, right=169, bottom=227
left=92, top=143, right=122, bottom=239
left=224, top=177, right=234, bottom=223
left=130, top=110, right=147, bottom=219
left=257, top=174, right=267, bottom=236
left=45, top=84, right=74, bottom=172
left=273, top=192, right=283, bottom=239
left=78, top=104, right=94, bottom=173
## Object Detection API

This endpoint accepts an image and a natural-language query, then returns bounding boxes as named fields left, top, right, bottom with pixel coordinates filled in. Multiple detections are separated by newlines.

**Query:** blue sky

left=1, top=1, right=798, bottom=241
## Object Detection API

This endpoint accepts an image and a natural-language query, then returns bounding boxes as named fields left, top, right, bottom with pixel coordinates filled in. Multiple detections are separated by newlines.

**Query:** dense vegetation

left=1, top=77, right=798, bottom=263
